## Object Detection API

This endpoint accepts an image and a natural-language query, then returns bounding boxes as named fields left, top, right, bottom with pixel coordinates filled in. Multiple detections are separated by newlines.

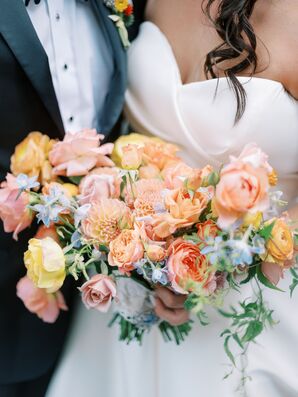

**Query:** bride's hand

left=154, top=286, right=189, bottom=326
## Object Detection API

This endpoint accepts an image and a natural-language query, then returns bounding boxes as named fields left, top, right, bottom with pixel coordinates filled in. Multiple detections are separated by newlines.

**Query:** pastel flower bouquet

left=1, top=130, right=297, bottom=373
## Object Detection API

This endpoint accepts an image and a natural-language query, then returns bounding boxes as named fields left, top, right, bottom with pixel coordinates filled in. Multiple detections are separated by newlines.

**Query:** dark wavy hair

left=203, top=0, right=258, bottom=121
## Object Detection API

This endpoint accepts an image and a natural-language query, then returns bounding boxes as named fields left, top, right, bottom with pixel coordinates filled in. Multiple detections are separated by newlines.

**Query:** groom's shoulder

left=128, top=0, right=147, bottom=41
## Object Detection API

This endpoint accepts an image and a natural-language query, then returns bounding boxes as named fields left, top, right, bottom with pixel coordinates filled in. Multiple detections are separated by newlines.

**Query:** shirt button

left=63, top=64, right=68, bottom=71
left=55, top=13, right=60, bottom=21
left=68, top=116, right=74, bottom=122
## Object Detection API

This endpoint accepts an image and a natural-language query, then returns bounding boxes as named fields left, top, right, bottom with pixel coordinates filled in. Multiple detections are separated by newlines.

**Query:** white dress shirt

left=25, top=0, right=114, bottom=132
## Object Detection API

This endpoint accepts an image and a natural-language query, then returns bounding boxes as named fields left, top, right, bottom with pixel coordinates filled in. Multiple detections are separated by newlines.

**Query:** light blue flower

left=71, top=230, right=82, bottom=249
left=152, top=268, right=168, bottom=285
left=74, top=204, right=91, bottom=228
left=16, top=174, right=40, bottom=191
left=30, top=203, right=64, bottom=227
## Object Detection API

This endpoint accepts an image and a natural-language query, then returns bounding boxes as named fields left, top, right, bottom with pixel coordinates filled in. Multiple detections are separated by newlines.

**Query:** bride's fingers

left=155, top=286, right=186, bottom=309
left=155, top=297, right=189, bottom=326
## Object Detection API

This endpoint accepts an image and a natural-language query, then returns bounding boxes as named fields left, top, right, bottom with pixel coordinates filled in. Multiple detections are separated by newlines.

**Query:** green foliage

left=240, top=265, right=257, bottom=285
left=256, top=265, right=284, bottom=292
left=109, top=314, right=146, bottom=344
left=290, top=266, right=298, bottom=297
left=259, top=221, right=275, bottom=241
left=67, top=175, right=83, bottom=185
left=159, top=320, right=193, bottom=345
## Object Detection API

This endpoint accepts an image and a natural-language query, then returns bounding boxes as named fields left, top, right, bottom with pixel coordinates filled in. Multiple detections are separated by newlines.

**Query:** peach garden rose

left=167, top=238, right=216, bottom=295
left=108, top=229, right=144, bottom=274
left=214, top=161, right=269, bottom=229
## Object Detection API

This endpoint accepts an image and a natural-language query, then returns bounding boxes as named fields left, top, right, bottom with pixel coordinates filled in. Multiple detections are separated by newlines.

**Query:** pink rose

left=49, top=129, right=114, bottom=177
left=0, top=174, right=33, bottom=240
left=214, top=162, right=269, bottom=229
left=16, top=276, right=68, bottom=323
left=162, top=161, right=201, bottom=190
left=79, top=274, right=117, bottom=312
left=79, top=167, right=121, bottom=205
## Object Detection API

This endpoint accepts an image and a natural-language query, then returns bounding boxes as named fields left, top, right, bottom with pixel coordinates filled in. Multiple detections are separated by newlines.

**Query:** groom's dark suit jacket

left=0, top=0, right=146, bottom=385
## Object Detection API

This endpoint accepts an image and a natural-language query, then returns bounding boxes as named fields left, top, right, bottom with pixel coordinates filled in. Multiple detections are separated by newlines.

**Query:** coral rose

left=24, top=237, right=66, bottom=293
left=49, top=129, right=114, bottom=177
left=167, top=238, right=215, bottom=294
left=151, top=188, right=208, bottom=238
left=146, top=244, right=166, bottom=262
left=0, top=173, right=33, bottom=240
left=79, top=167, right=120, bottom=205
left=81, top=198, right=133, bottom=245
left=214, top=162, right=269, bottom=229
left=108, top=229, right=144, bottom=273
left=197, top=220, right=220, bottom=242
left=17, top=276, right=67, bottom=323
left=79, top=274, right=117, bottom=312
left=11, top=131, right=56, bottom=185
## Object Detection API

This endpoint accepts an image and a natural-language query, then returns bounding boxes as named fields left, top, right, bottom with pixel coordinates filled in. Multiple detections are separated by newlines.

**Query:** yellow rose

left=24, top=237, right=66, bottom=293
left=265, top=219, right=294, bottom=264
left=243, top=212, right=263, bottom=229
left=11, top=131, right=56, bottom=185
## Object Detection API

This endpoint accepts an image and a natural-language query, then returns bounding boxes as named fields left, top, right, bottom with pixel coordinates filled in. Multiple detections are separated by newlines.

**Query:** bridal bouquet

left=1, top=130, right=297, bottom=366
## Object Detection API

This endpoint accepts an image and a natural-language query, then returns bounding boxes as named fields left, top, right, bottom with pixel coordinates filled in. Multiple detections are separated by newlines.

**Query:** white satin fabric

left=47, top=21, right=298, bottom=397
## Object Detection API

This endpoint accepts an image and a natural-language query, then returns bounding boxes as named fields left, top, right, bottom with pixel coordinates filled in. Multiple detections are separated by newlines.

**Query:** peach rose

left=230, top=143, right=273, bottom=174
left=17, top=276, right=68, bottom=323
left=49, top=129, right=114, bottom=176
left=214, top=162, right=269, bottom=229
left=108, top=229, right=144, bottom=274
left=167, top=238, right=216, bottom=294
left=35, top=224, right=59, bottom=243
left=79, top=274, right=116, bottom=312
left=79, top=167, right=120, bottom=205
left=139, top=164, right=160, bottom=179
left=142, top=141, right=180, bottom=170
left=11, top=131, right=56, bottom=185
left=0, top=173, right=33, bottom=240
left=151, top=188, right=208, bottom=238
left=146, top=244, right=166, bottom=262
left=121, top=144, right=143, bottom=170
left=81, top=198, right=133, bottom=245
left=162, top=161, right=202, bottom=190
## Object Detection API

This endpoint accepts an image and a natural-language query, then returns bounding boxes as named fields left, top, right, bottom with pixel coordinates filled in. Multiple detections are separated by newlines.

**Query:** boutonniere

left=103, top=0, right=134, bottom=49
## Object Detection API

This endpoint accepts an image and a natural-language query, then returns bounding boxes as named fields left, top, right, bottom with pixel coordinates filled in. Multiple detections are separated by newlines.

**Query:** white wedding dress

left=47, top=22, right=298, bottom=397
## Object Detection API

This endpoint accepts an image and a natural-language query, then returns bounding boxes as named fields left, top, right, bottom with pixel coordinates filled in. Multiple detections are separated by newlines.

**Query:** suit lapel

left=91, top=0, right=127, bottom=135
left=0, top=0, right=64, bottom=136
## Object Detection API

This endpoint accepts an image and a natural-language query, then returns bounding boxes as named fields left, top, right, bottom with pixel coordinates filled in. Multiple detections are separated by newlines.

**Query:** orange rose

left=264, top=218, right=294, bottom=264
left=151, top=188, right=208, bottom=238
left=167, top=239, right=216, bottom=294
left=214, top=162, right=269, bottom=229
left=197, top=220, right=220, bottom=242
left=108, top=230, right=144, bottom=274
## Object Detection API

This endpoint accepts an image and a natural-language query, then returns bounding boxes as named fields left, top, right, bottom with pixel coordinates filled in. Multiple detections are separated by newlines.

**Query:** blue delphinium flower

left=152, top=268, right=168, bottom=285
left=74, top=204, right=91, bottom=228
left=71, top=230, right=82, bottom=249
left=16, top=174, right=40, bottom=192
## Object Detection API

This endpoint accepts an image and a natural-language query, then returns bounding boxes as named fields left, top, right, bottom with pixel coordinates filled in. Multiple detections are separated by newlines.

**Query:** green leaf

left=259, top=221, right=275, bottom=241
left=256, top=265, right=284, bottom=292
left=67, top=175, right=83, bottom=185
left=232, top=333, right=244, bottom=350
left=290, top=278, right=298, bottom=298
left=240, top=265, right=257, bottom=285
left=184, top=293, right=198, bottom=311
left=242, top=320, right=263, bottom=343
left=224, top=336, right=236, bottom=366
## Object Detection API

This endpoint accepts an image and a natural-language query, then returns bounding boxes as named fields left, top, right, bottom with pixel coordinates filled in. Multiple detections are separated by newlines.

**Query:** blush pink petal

left=261, top=262, right=284, bottom=286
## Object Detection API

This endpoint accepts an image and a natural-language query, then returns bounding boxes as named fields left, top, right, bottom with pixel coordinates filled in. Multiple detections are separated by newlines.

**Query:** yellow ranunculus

left=62, top=183, right=79, bottom=197
left=24, top=237, right=66, bottom=293
left=115, top=0, right=129, bottom=12
left=11, top=131, right=56, bottom=185
left=265, top=219, right=294, bottom=264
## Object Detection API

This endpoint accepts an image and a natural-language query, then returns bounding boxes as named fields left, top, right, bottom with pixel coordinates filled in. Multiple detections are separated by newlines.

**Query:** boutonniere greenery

left=103, top=0, right=134, bottom=49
